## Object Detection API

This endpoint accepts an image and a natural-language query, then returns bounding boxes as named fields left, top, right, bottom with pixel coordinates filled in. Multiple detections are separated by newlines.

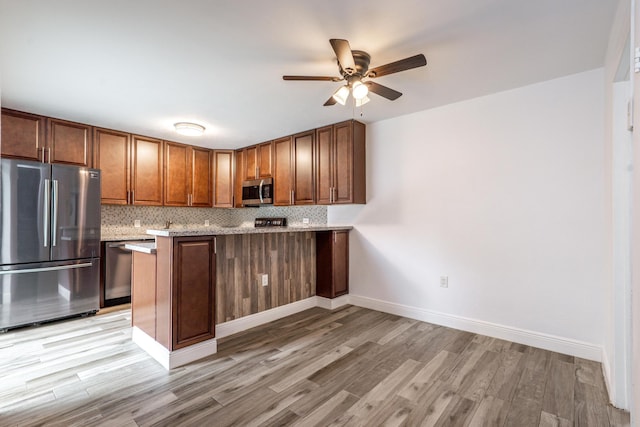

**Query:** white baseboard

left=132, top=327, right=217, bottom=370
left=215, top=296, right=319, bottom=339
left=601, top=348, right=614, bottom=405
left=316, top=295, right=350, bottom=310
left=348, top=294, right=603, bottom=362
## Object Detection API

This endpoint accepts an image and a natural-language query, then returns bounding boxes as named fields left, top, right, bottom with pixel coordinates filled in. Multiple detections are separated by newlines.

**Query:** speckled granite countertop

left=102, top=225, right=352, bottom=241
left=146, top=225, right=353, bottom=237
left=101, top=228, right=155, bottom=241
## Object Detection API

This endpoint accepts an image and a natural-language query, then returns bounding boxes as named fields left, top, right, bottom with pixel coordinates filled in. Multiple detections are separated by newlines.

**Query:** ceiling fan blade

left=283, top=75, right=342, bottom=81
left=365, top=81, right=402, bottom=100
left=329, top=39, right=357, bottom=75
left=367, top=54, right=427, bottom=78
left=323, top=96, right=337, bottom=106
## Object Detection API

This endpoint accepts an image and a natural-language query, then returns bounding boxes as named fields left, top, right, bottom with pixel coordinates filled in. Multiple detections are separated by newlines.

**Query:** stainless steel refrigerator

left=0, top=158, right=101, bottom=331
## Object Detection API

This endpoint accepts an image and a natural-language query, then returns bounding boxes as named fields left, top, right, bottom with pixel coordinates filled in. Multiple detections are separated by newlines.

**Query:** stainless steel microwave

left=242, top=177, right=273, bottom=206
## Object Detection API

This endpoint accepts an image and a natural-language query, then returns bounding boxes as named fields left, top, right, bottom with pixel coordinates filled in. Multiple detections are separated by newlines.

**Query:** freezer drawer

left=0, top=258, right=99, bottom=331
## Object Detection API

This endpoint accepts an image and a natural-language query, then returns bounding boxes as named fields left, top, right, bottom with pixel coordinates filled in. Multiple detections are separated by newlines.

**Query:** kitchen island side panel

left=215, top=232, right=316, bottom=323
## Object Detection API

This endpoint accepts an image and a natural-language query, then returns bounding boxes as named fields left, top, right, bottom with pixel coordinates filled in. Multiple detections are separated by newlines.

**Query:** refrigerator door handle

left=0, top=262, right=93, bottom=275
left=44, top=179, right=50, bottom=248
left=52, top=179, right=59, bottom=247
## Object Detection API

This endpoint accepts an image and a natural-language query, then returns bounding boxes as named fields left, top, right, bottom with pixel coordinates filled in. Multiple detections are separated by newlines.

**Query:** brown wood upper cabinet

left=1, top=108, right=92, bottom=167
left=213, top=150, right=234, bottom=208
left=191, top=146, right=213, bottom=207
left=94, top=128, right=131, bottom=205
left=292, top=130, right=315, bottom=205
left=1, top=109, right=46, bottom=161
left=273, top=132, right=315, bottom=206
left=164, top=141, right=213, bottom=208
left=316, top=120, right=366, bottom=205
left=132, top=135, right=164, bottom=206
left=273, top=136, right=293, bottom=206
left=243, top=141, right=272, bottom=180
left=234, top=149, right=245, bottom=208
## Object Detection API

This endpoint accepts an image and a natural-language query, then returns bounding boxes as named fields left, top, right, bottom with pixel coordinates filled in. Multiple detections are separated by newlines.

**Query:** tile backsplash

left=101, top=205, right=327, bottom=231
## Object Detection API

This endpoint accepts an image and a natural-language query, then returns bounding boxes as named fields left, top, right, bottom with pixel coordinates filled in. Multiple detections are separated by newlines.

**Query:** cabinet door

left=257, top=141, right=272, bottom=177
left=213, top=150, right=233, bottom=208
left=315, top=125, right=333, bottom=205
left=273, top=136, right=292, bottom=206
left=132, top=251, right=157, bottom=339
left=316, top=230, right=349, bottom=298
left=47, top=118, right=93, bottom=166
left=234, top=149, right=244, bottom=207
left=94, top=128, right=130, bottom=205
left=333, top=120, right=366, bottom=204
left=292, top=130, right=315, bottom=205
left=163, top=141, right=189, bottom=206
left=191, top=147, right=213, bottom=207
left=332, top=121, right=354, bottom=204
left=1, top=109, right=46, bottom=161
left=131, top=135, right=163, bottom=206
left=244, top=145, right=257, bottom=180
left=173, top=237, right=216, bottom=350
left=332, top=231, right=349, bottom=296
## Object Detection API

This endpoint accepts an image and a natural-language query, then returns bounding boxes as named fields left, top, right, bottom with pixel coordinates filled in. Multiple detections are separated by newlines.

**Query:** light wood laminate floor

left=0, top=305, right=630, bottom=426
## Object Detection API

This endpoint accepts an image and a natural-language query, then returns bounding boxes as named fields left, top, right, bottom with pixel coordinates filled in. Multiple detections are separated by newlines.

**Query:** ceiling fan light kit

left=283, top=38, right=427, bottom=107
left=174, top=122, right=205, bottom=136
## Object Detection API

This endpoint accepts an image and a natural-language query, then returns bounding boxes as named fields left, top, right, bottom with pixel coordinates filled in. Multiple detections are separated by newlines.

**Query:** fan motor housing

left=338, top=50, right=371, bottom=77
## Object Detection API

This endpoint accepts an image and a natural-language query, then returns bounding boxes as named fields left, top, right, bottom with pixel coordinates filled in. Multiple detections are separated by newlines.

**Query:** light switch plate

left=134, top=220, right=141, bottom=228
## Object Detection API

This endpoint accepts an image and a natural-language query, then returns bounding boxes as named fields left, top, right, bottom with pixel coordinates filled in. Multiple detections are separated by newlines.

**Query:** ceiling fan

left=283, top=39, right=427, bottom=107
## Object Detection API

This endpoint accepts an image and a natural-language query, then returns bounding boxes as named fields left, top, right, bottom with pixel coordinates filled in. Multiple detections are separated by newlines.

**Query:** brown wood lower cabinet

left=133, top=236, right=216, bottom=351
left=131, top=251, right=157, bottom=339
left=316, top=230, right=349, bottom=298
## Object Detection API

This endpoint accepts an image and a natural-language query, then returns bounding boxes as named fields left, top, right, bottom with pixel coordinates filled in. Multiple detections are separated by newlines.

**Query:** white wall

left=329, top=69, right=607, bottom=358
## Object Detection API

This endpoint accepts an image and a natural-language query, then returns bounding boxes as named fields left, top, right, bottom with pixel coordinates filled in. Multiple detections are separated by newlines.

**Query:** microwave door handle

left=259, top=180, right=264, bottom=204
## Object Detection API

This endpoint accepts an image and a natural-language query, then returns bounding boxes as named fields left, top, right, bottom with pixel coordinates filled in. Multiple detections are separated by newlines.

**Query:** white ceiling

left=0, top=0, right=619, bottom=149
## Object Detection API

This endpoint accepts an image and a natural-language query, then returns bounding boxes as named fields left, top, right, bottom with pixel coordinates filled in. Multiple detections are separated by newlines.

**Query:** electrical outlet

left=440, top=276, right=449, bottom=288
left=205, top=220, right=210, bottom=226
left=134, top=220, right=141, bottom=228
left=261, top=274, right=268, bottom=287
left=302, top=218, right=310, bottom=224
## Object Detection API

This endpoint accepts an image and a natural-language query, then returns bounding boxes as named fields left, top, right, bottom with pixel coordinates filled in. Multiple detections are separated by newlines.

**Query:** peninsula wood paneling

left=215, top=232, right=316, bottom=323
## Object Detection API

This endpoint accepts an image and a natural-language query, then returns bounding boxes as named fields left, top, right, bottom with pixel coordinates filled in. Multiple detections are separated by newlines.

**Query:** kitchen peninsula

left=127, top=225, right=351, bottom=369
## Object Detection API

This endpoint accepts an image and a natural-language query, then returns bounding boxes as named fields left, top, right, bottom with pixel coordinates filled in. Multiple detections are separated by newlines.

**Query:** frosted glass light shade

left=355, top=96, right=370, bottom=107
left=352, top=81, right=369, bottom=100
left=332, top=85, right=349, bottom=105
left=174, top=122, right=205, bottom=136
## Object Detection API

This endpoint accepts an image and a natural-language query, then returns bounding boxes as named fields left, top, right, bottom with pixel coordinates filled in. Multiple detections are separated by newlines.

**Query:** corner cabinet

left=316, top=120, right=366, bottom=205
left=316, top=230, right=349, bottom=298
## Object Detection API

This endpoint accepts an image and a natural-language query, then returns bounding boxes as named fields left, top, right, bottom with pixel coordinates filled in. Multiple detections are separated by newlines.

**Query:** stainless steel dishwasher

left=104, top=240, right=151, bottom=307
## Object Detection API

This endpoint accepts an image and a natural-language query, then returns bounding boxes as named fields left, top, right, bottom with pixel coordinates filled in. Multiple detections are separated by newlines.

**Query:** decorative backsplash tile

left=101, top=205, right=327, bottom=232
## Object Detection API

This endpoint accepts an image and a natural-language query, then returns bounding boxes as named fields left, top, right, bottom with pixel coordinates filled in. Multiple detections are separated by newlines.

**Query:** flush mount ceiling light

left=174, top=122, right=205, bottom=136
